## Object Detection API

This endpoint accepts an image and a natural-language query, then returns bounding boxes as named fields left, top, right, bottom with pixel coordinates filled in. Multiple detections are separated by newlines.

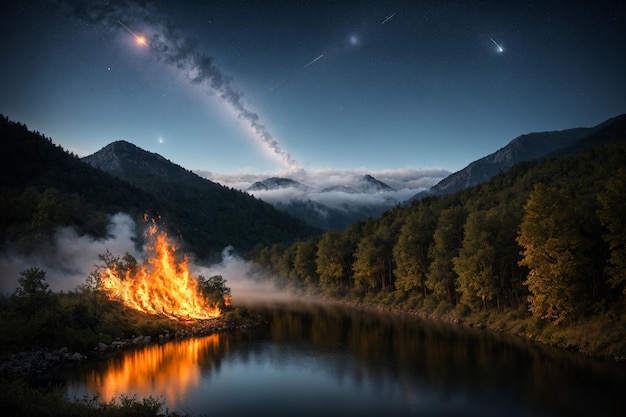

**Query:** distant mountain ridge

left=412, top=114, right=626, bottom=200
left=246, top=173, right=398, bottom=230
left=321, top=175, right=395, bottom=194
left=248, top=177, right=308, bottom=192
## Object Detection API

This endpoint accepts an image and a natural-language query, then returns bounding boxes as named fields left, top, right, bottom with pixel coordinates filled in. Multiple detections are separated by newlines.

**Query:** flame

left=101, top=223, right=221, bottom=320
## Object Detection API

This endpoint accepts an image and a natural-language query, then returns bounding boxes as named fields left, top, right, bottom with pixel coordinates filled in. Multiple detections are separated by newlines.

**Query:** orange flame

left=101, top=223, right=220, bottom=320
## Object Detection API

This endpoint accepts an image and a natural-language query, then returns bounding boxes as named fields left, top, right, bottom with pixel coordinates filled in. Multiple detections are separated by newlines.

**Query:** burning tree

left=95, top=222, right=223, bottom=320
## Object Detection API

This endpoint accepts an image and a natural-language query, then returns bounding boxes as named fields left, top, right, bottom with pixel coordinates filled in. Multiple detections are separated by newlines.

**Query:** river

left=57, top=301, right=625, bottom=416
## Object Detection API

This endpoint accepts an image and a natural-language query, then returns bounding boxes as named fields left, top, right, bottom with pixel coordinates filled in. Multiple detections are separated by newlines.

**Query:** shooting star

left=270, top=54, right=324, bottom=91
left=302, top=54, right=323, bottom=69
left=118, top=20, right=149, bottom=48
left=489, top=36, right=504, bottom=53
left=381, top=11, right=397, bottom=24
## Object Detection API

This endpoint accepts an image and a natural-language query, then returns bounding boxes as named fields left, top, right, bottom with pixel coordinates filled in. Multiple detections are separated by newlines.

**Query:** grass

left=0, top=376, right=190, bottom=417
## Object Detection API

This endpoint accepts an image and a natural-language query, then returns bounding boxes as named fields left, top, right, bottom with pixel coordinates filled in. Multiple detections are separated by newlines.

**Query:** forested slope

left=0, top=116, right=318, bottom=259
left=250, top=125, right=626, bottom=358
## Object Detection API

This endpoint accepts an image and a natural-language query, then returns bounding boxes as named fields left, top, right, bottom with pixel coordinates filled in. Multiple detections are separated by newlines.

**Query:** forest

left=249, top=139, right=626, bottom=358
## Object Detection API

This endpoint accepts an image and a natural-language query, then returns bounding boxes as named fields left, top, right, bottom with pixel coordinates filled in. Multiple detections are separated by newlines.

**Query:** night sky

left=1, top=0, right=624, bottom=184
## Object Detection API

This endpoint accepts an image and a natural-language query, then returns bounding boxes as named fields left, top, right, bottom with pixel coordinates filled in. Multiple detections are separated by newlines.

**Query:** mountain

left=321, top=175, right=395, bottom=194
left=0, top=117, right=318, bottom=260
left=248, top=177, right=307, bottom=191
left=244, top=174, right=397, bottom=230
left=81, top=141, right=319, bottom=258
left=411, top=114, right=626, bottom=200
left=0, top=117, right=159, bottom=251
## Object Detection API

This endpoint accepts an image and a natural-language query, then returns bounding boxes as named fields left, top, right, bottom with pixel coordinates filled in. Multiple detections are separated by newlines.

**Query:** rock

left=97, top=342, right=108, bottom=352
left=70, top=352, right=86, bottom=361
left=132, top=335, right=144, bottom=345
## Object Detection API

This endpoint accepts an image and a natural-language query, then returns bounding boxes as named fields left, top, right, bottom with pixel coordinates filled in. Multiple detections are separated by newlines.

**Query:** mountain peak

left=321, top=174, right=395, bottom=194
left=412, top=114, right=626, bottom=200
left=247, top=177, right=308, bottom=192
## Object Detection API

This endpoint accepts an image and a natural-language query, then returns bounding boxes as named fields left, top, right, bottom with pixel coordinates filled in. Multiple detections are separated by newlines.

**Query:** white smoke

left=0, top=213, right=140, bottom=294
left=192, top=246, right=294, bottom=305
left=0, top=210, right=294, bottom=304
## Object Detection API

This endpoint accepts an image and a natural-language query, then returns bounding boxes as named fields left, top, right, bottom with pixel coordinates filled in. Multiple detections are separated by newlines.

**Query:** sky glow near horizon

left=0, top=0, right=624, bottom=189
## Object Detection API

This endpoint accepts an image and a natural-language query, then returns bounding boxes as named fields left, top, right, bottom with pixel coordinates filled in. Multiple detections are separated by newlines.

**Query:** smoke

left=192, top=246, right=295, bottom=305
left=0, top=213, right=140, bottom=294
left=0, top=211, right=292, bottom=304
left=60, top=0, right=298, bottom=170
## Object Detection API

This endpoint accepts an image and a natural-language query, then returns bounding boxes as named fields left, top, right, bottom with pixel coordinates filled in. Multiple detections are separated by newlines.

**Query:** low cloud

left=198, top=167, right=449, bottom=210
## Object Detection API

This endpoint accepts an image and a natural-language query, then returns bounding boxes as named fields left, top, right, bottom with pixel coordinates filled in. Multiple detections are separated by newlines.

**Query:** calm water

left=59, top=301, right=626, bottom=416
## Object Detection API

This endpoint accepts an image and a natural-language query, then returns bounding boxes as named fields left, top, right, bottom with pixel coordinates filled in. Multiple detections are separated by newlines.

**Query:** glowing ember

left=101, top=223, right=220, bottom=320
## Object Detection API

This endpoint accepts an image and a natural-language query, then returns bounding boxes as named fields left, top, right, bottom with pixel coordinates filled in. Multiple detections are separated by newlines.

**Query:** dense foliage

left=249, top=139, right=626, bottom=357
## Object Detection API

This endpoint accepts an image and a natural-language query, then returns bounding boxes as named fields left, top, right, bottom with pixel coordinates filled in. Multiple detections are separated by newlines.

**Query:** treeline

left=249, top=139, right=626, bottom=353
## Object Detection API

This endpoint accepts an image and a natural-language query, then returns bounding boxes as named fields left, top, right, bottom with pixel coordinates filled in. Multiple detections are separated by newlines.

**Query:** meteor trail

left=381, top=11, right=397, bottom=24
left=490, top=36, right=504, bottom=53
left=118, top=20, right=149, bottom=47
left=270, top=54, right=324, bottom=91
left=302, top=54, right=323, bottom=69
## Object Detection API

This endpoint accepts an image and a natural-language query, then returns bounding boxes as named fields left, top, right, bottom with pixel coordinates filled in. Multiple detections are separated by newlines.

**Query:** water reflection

left=67, top=334, right=222, bottom=408
left=62, top=301, right=626, bottom=417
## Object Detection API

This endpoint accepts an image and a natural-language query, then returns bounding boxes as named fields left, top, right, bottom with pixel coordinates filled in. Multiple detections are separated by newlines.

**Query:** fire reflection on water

left=76, top=335, right=222, bottom=407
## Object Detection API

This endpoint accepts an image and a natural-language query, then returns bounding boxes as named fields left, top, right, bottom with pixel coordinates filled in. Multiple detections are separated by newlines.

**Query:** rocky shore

left=0, top=317, right=261, bottom=376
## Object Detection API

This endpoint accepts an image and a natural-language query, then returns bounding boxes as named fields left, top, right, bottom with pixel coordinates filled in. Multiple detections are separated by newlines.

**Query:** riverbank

left=334, top=296, right=626, bottom=361
left=0, top=309, right=263, bottom=377
left=0, top=309, right=264, bottom=417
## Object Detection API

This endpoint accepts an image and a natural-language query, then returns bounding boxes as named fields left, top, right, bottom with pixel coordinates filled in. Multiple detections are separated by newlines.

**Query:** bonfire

left=100, top=221, right=221, bottom=320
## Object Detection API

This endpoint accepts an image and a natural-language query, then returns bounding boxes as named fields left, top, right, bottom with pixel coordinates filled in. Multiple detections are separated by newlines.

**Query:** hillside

left=81, top=140, right=320, bottom=258
left=251, top=122, right=626, bottom=358
left=0, top=117, right=318, bottom=260
left=0, top=116, right=153, bottom=250
left=413, top=114, right=626, bottom=199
